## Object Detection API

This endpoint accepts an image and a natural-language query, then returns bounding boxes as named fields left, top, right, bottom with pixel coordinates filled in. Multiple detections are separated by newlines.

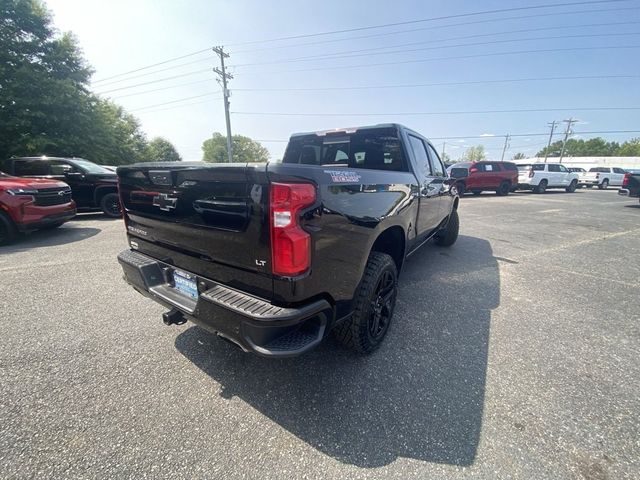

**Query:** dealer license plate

left=173, top=270, right=198, bottom=299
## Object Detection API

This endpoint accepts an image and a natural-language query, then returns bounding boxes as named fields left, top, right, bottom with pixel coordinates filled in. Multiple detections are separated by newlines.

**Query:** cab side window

left=426, top=143, right=445, bottom=177
left=14, top=160, right=50, bottom=176
left=408, top=135, right=432, bottom=178
left=558, top=165, right=568, bottom=173
left=50, top=160, right=78, bottom=175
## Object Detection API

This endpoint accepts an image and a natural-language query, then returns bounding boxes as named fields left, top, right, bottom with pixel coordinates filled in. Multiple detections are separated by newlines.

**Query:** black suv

left=0, top=157, right=121, bottom=217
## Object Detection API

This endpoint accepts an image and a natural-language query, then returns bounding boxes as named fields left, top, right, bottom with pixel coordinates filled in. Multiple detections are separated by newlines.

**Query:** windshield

left=72, top=159, right=114, bottom=174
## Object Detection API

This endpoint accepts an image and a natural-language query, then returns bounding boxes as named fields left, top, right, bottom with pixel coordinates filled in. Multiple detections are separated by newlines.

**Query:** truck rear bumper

left=117, top=250, right=332, bottom=357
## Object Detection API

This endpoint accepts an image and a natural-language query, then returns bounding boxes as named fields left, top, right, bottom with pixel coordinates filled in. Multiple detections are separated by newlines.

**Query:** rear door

left=547, top=164, right=562, bottom=186
left=407, top=135, right=443, bottom=234
left=477, top=162, right=498, bottom=188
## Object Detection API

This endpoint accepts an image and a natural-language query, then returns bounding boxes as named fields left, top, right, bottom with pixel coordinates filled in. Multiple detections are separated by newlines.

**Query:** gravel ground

left=1, top=188, right=638, bottom=479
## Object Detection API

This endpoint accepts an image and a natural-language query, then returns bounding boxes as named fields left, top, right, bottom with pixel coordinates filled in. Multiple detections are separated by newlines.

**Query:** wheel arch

left=93, top=185, right=118, bottom=204
left=370, top=225, right=406, bottom=274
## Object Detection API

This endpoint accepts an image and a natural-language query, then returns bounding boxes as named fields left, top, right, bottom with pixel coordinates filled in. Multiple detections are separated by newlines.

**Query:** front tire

left=100, top=192, right=122, bottom=218
left=455, top=181, right=466, bottom=196
left=0, top=212, right=17, bottom=246
left=435, top=209, right=459, bottom=247
left=333, top=252, right=398, bottom=354
left=598, top=179, right=609, bottom=190
left=565, top=179, right=578, bottom=193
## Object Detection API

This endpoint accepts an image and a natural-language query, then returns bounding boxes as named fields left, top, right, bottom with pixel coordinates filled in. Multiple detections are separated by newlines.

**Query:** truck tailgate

left=117, top=162, right=273, bottom=299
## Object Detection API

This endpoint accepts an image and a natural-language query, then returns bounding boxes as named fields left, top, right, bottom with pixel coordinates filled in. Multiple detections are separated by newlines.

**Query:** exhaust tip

left=162, top=309, right=186, bottom=326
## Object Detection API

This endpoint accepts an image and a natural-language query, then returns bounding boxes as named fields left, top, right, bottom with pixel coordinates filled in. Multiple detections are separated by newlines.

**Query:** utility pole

left=500, top=134, right=510, bottom=161
left=544, top=120, right=557, bottom=163
left=212, top=46, right=234, bottom=163
left=559, top=118, right=578, bottom=164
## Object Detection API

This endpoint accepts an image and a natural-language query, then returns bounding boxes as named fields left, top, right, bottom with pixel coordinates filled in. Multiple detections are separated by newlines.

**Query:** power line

left=223, top=0, right=628, bottom=47
left=233, top=74, right=640, bottom=92
left=128, top=91, right=222, bottom=112
left=92, top=48, right=212, bottom=83
left=235, top=45, right=640, bottom=76
left=231, top=30, right=640, bottom=67
left=111, top=78, right=215, bottom=99
left=92, top=57, right=213, bottom=88
left=229, top=5, right=639, bottom=54
left=95, top=68, right=211, bottom=95
left=134, top=98, right=221, bottom=115
left=231, top=107, right=640, bottom=117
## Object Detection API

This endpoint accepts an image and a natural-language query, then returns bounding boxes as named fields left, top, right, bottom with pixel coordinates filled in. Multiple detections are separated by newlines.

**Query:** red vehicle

left=447, top=161, right=519, bottom=196
left=0, top=172, right=76, bottom=245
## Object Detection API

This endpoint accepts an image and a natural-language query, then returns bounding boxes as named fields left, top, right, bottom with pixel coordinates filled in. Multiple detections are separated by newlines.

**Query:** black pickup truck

left=619, top=172, right=640, bottom=204
left=116, top=124, right=459, bottom=357
left=0, top=157, right=121, bottom=217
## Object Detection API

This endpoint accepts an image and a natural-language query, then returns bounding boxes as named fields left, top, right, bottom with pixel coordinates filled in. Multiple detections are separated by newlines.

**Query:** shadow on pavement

left=175, top=234, right=499, bottom=468
left=1, top=226, right=101, bottom=252
left=70, top=212, right=121, bottom=222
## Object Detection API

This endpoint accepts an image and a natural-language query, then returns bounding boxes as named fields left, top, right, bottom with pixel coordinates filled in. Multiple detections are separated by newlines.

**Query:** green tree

left=461, top=145, right=486, bottom=162
left=0, top=0, right=151, bottom=165
left=146, top=137, right=181, bottom=162
left=202, top=132, right=270, bottom=163
left=536, top=137, right=620, bottom=157
left=616, top=138, right=640, bottom=156
left=512, top=152, right=527, bottom=160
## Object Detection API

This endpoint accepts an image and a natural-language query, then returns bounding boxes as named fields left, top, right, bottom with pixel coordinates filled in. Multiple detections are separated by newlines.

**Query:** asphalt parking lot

left=1, top=189, right=639, bottom=479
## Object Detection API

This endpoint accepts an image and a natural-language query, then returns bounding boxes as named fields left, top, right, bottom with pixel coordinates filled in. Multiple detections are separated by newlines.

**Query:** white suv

left=516, top=163, right=579, bottom=194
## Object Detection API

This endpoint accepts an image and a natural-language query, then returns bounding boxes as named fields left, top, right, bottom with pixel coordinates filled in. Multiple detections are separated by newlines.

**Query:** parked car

left=578, top=167, right=626, bottom=189
left=619, top=172, right=640, bottom=204
left=446, top=161, right=518, bottom=196
left=515, top=162, right=579, bottom=193
left=116, top=124, right=459, bottom=357
left=0, top=172, right=76, bottom=245
left=0, top=156, right=121, bottom=217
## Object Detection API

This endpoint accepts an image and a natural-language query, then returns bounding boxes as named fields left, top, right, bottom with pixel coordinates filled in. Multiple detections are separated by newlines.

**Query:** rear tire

left=455, top=181, right=466, bottom=196
left=333, top=252, right=398, bottom=354
left=565, top=180, right=578, bottom=193
left=534, top=180, right=548, bottom=194
left=100, top=192, right=122, bottom=218
left=496, top=181, right=510, bottom=196
left=435, top=210, right=459, bottom=247
left=598, top=179, right=609, bottom=190
left=0, top=212, right=17, bottom=246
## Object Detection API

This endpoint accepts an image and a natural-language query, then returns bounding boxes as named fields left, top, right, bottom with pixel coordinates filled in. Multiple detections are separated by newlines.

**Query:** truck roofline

left=289, top=123, right=411, bottom=139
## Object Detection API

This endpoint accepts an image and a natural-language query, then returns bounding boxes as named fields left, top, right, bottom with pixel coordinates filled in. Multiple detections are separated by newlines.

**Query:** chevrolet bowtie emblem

left=153, top=193, right=178, bottom=211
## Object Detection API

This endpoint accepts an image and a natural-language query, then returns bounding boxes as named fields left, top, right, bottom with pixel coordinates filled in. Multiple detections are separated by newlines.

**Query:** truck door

left=407, top=134, right=444, bottom=235
left=49, top=159, right=93, bottom=206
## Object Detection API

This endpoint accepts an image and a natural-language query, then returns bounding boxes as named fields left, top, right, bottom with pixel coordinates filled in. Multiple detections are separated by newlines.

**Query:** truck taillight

left=623, top=172, right=631, bottom=187
left=528, top=169, right=534, bottom=178
left=270, top=182, right=316, bottom=276
left=596, top=173, right=600, bottom=179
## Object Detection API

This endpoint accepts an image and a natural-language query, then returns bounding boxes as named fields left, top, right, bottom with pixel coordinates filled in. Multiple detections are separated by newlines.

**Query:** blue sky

left=46, top=0, right=640, bottom=160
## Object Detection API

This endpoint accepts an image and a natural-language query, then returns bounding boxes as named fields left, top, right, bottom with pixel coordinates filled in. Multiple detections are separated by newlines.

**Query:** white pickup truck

left=515, top=162, right=579, bottom=193
left=578, top=167, right=627, bottom=189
